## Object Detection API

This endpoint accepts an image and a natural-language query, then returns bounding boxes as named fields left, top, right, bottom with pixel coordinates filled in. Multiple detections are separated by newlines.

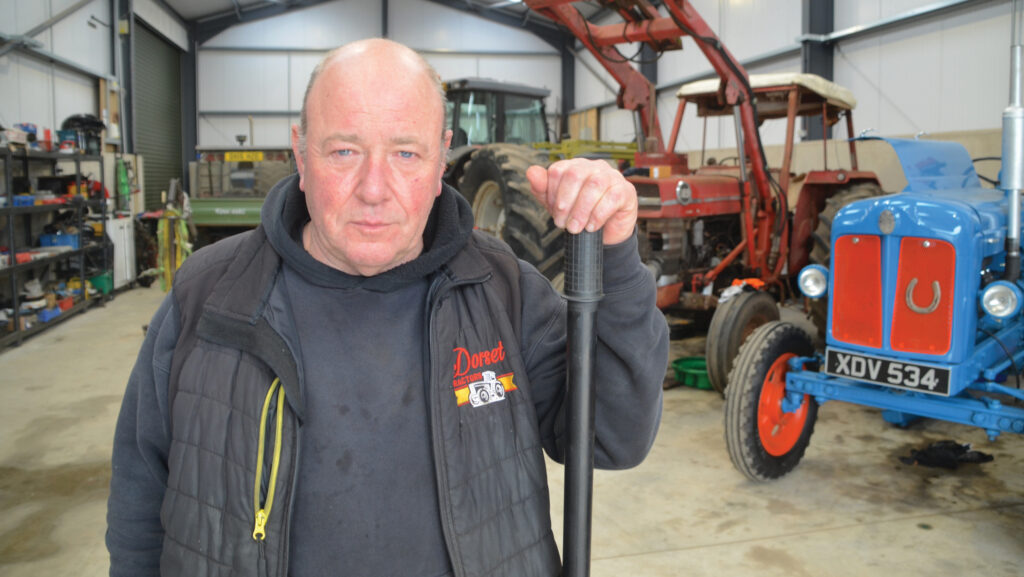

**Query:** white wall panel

left=935, top=4, right=1008, bottom=131
left=835, top=0, right=957, bottom=30
left=424, top=53, right=480, bottom=81
left=199, top=115, right=295, bottom=148
left=53, top=64, right=97, bottom=122
left=0, top=0, right=107, bottom=130
left=199, top=52, right=290, bottom=111
left=876, top=21, right=941, bottom=135
left=204, top=0, right=380, bottom=49
left=13, top=56, right=54, bottom=128
left=574, top=49, right=620, bottom=110
left=600, top=108, right=636, bottom=143
left=288, top=52, right=326, bottom=113
left=482, top=55, right=560, bottom=113
left=835, top=0, right=881, bottom=30
left=0, top=0, right=48, bottom=37
left=134, top=0, right=187, bottom=50
left=834, top=1, right=1009, bottom=136
left=0, top=55, right=17, bottom=128
left=50, top=0, right=113, bottom=76
left=718, top=0, right=801, bottom=61
left=390, top=0, right=554, bottom=53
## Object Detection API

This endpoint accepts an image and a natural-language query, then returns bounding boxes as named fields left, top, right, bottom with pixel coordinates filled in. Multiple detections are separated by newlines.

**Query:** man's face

left=292, top=56, right=451, bottom=276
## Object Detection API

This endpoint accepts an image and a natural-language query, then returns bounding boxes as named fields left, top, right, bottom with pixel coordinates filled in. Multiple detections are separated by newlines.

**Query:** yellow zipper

left=253, top=377, right=285, bottom=541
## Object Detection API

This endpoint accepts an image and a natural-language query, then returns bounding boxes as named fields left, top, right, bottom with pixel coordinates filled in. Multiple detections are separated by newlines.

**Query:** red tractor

left=523, top=0, right=883, bottom=393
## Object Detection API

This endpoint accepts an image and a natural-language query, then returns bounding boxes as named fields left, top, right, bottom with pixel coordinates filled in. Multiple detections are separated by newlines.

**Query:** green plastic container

left=671, top=357, right=711, bottom=390
left=89, top=272, right=113, bottom=295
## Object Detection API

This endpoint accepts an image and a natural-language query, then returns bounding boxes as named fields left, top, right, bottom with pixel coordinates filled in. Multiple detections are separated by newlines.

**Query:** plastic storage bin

left=88, top=272, right=112, bottom=295
left=671, top=357, right=712, bottom=390
left=39, top=234, right=80, bottom=249
left=37, top=308, right=61, bottom=323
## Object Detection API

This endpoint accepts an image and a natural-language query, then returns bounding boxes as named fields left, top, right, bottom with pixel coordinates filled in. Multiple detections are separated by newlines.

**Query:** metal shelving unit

left=1, top=148, right=109, bottom=349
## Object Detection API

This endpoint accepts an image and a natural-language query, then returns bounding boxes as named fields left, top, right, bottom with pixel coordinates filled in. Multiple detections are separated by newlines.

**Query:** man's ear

left=291, top=124, right=306, bottom=190
left=437, top=129, right=453, bottom=197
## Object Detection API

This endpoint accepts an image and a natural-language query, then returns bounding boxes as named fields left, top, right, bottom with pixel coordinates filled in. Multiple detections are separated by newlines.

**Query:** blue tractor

left=724, top=13, right=1024, bottom=481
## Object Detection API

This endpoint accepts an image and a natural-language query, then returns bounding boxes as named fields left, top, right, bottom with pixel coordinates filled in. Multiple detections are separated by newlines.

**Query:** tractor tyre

left=724, top=321, right=817, bottom=481
left=706, top=290, right=780, bottom=396
left=808, top=183, right=883, bottom=337
left=458, top=144, right=563, bottom=289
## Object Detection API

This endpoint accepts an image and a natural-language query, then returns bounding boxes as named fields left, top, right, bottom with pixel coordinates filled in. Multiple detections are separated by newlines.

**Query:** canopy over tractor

left=675, top=73, right=857, bottom=119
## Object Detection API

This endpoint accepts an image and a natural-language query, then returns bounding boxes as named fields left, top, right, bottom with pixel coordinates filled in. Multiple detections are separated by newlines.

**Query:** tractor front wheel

left=706, top=290, right=780, bottom=395
left=725, top=321, right=817, bottom=481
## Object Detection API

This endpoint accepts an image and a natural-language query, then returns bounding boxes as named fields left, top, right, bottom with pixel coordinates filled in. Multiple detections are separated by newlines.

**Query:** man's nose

left=355, top=153, right=390, bottom=203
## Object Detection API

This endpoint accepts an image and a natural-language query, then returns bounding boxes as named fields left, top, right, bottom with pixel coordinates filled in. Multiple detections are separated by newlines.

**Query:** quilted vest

left=159, top=227, right=562, bottom=577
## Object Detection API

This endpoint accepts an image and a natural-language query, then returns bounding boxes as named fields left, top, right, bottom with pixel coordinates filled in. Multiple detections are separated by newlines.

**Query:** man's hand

left=526, top=158, right=638, bottom=246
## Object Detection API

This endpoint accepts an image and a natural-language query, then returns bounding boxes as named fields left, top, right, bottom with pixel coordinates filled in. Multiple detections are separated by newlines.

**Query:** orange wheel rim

left=757, top=353, right=809, bottom=456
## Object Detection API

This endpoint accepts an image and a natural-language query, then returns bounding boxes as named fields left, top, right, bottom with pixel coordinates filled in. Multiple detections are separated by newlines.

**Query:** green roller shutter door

left=134, top=21, right=182, bottom=210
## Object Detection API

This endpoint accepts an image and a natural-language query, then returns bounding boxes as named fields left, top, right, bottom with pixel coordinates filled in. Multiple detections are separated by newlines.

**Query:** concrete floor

left=1, top=285, right=1022, bottom=576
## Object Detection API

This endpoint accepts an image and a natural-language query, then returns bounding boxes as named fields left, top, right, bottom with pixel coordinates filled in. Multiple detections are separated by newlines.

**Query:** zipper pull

left=253, top=508, right=268, bottom=541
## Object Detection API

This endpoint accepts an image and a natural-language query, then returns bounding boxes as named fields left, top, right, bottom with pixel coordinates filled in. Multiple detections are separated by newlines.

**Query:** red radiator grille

left=890, top=237, right=955, bottom=355
left=831, top=235, right=883, bottom=348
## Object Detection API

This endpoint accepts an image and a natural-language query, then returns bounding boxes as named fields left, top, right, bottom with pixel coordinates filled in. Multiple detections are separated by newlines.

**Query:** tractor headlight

left=798, top=265, right=829, bottom=299
left=981, top=281, right=1022, bottom=319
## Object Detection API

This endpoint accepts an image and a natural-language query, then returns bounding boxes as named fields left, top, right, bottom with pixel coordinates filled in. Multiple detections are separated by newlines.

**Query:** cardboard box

left=6, top=314, right=34, bottom=332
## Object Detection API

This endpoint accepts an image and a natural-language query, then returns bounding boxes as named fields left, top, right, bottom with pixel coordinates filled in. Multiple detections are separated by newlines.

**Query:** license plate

left=224, top=151, right=264, bottom=162
left=825, top=348, right=950, bottom=396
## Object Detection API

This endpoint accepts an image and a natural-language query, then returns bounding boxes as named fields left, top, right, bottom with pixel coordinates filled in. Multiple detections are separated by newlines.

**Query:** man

left=107, top=38, right=668, bottom=577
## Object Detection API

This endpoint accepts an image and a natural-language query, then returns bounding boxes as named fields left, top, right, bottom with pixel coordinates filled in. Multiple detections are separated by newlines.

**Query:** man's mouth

left=352, top=220, right=390, bottom=232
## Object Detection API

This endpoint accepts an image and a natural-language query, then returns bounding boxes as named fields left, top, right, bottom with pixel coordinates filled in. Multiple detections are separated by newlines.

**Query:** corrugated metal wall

left=134, top=21, right=182, bottom=209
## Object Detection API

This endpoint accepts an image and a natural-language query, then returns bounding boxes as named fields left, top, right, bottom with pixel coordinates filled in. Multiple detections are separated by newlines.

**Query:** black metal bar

left=802, top=0, right=834, bottom=140
left=562, top=229, right=602, bottom=577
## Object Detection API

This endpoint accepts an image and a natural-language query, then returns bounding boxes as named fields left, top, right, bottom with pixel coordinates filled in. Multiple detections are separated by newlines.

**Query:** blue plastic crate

left=13, top=195, right=34, bottom=207
left=39, top=233, right=79, bottom=249
left=37, top=308, right=61, bottom=323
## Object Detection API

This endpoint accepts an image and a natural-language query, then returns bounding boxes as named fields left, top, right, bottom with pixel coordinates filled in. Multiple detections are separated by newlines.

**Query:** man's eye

left=398, top=151, right=415, bottom=159
left=334, top=149, right=353, bottom=157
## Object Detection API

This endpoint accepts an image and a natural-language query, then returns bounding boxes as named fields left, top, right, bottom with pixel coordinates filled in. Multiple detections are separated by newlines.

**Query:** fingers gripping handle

left=563, top=229, right=602, bottom=577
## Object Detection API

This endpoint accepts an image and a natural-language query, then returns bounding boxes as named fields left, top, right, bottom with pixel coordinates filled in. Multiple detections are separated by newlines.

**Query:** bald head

left=297, top=39, right=447, bottom=157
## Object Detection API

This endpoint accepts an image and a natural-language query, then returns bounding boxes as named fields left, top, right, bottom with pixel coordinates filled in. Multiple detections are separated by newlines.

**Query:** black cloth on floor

left=898, top=440, right=994, bottom=469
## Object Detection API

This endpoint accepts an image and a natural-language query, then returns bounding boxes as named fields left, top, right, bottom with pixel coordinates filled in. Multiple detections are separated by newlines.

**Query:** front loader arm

left=525, top=0, right=786, bottom=279
left=530, top=1, right=666, bottom=150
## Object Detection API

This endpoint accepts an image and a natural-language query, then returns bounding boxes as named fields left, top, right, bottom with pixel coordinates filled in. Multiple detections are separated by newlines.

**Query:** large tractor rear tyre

left=706, top=290, right=780, bottom=396
left=458, top=144, right=563, bottom=289
left=725, top=321, right=817, bottom=481
left=809, top=182, right=882, bottom=264
left=808, top=183, right=883, bottom=337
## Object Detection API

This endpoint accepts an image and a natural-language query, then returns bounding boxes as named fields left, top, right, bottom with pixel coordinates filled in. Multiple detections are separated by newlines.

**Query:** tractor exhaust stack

left=1003, top=0, right=1024, bottom=282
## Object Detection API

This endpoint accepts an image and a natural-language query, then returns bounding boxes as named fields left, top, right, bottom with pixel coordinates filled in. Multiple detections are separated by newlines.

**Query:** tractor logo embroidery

left=451, top=342, right=517, bottom=407
left=454, top=370, right=517, bottom=407
left=906, top=278, right=941, bottom=314
left=467, top=371, right=506, bottom=407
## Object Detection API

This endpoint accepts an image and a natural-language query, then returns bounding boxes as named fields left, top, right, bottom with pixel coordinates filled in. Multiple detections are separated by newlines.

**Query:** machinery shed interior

left=0, top=1, right=1021, bottom=576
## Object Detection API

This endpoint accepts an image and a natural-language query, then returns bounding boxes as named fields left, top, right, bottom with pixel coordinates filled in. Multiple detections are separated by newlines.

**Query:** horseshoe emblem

left=906, top=278, right=941, bottom=314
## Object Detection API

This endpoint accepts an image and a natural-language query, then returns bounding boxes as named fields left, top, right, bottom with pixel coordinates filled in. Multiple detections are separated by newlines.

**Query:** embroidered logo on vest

left=452, top=342, right=517, bottom=406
